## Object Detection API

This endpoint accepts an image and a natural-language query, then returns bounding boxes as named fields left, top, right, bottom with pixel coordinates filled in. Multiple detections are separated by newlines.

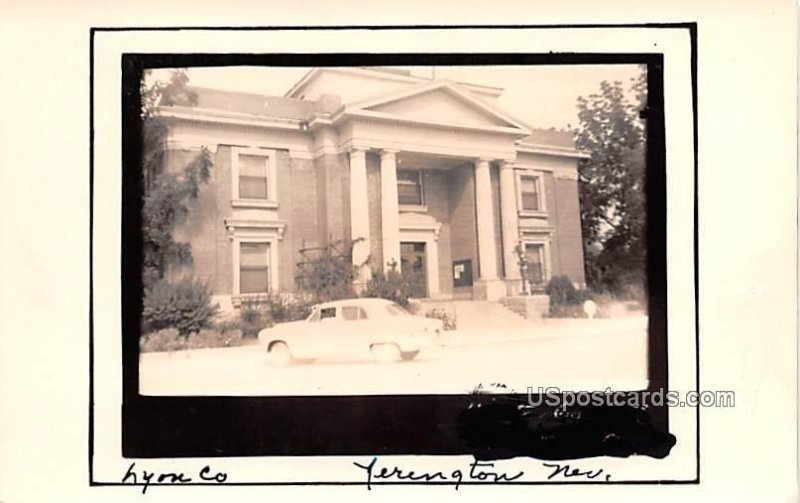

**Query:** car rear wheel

left=400, top=350, right=420, bottom=361
left=268, top=342, right=292, bottom=366
left=371, top=343, right=401, bottom=364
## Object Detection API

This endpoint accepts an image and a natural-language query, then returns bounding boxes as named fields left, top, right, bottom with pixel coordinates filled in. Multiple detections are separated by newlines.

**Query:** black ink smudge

left=458, top=395, right=676, bottom=461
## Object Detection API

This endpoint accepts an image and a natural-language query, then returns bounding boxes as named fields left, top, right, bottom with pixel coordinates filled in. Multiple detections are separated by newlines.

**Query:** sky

left=150, top=64, right=644, bottom=130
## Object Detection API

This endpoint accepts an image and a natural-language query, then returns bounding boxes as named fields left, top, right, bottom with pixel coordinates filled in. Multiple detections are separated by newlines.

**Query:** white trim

left=157, top=106, right=304, bottom=130
left=520, top=239, right=552, bottom=287
left=335, top=108, right=530, bottom=137
left=346, top=79, right=529, bottom=132
left=515, top=170, right=547, bottom=215
left=225, top=220, right=286, bottom=296
left=232, top=238, right=279, bottom=297
left=399, top=204, right=428, bottom=213
left=397, top=168, right=425, bottom=206
left=284, top=67, right=504, bottom=99
left=399, top=230, right=441, bottom=298
left=230, top=146, right=278, bottom=206
left=516, top=143, right=590, bottom=159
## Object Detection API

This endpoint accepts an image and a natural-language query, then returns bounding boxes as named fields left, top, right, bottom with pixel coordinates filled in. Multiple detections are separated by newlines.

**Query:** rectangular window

left=397, top=169, right=423, bottom=205
left=239, top=242, right=270, bottom=294
left=520, top=176, right=541, bottom=211
left=525, top=243, right=545, bottom=286
left=238, top=154, right=269, bottom=199
left=341, top=306, right=367, bottom=321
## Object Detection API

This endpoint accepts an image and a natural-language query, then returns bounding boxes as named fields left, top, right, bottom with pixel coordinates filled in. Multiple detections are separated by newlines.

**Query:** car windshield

left=385, top=303, right=410, bottom=316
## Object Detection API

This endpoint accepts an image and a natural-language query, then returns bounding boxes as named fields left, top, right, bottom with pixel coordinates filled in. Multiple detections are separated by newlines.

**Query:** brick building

left=158, top=67, right=588, bottom=311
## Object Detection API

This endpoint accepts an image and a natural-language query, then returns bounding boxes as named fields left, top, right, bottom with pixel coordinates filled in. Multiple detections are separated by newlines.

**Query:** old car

left=258, top=298, right=443, bottom=365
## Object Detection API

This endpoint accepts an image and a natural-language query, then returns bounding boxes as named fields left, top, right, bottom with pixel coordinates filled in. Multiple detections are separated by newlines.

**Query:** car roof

left=314, top=298, right=394, bottom=309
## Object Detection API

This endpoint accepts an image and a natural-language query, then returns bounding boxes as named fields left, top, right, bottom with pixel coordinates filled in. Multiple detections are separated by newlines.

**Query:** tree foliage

left=140, top=70, right=211, bottom=286
left=573, top=69, right=647, bottom=295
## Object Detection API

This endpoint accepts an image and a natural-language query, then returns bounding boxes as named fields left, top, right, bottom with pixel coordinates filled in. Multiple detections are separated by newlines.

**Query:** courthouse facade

left=158, top=67, right=588, bottom=310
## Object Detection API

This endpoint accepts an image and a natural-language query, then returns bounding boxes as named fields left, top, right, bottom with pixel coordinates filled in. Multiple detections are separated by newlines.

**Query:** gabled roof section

left=337, top=79, right=532, bottom=136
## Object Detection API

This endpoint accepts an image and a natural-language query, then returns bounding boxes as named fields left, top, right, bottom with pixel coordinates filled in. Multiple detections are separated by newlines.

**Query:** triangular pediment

left=344, top=80, right=531, bottom=134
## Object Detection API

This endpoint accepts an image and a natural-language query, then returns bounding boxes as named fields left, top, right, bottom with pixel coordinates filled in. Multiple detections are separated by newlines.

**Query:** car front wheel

left=400, top=350, right=420, bottom=361
left=371, top=343, right=401, bottom=364
left=268, top=341, right=292, bottom=366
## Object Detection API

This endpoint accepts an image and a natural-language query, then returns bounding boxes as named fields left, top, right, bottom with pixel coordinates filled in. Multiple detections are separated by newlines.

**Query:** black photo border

left=90, top=23, right=699, bottom=487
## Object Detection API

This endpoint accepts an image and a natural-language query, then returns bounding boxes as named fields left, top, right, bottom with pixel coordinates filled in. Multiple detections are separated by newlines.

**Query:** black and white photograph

left=136, top=63, right=655, bottom=398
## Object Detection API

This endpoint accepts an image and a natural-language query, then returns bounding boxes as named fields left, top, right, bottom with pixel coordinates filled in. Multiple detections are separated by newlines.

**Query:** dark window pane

left=341, top=306, right=360, bottom=321
left=520, top=177, right=540, bottom=211
left=521, top=192, right=539, bottom=211
left=397, top=170, right=423, bottom=205
left=240, top=267, right=269, bottom=294
left=240, top=243, right=269, bottom=266
left=240, top=176, right=268, bottom=199
left=320, top=307, right=336, bottom=320
left=239, top=154, right=266, bottom=176
left=525, top=244, right=544, bottom=285
left=397, top=170, right=419, bottom=183
left=398, top=183, right=422, bottom=205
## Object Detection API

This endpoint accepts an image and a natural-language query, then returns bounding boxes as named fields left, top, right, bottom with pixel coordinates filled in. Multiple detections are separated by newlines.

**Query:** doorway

left=400, top=242, right=428, bottom=298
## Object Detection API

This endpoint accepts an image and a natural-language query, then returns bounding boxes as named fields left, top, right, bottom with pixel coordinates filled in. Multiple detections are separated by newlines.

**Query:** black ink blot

left=458, top=396, right=676, bottom=461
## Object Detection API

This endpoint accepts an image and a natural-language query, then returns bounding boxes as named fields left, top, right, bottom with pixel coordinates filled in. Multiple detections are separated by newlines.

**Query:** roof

left=188, top=86, right=313, bottom=120
left=316, top=298, right=394, bottom=308
left=519, top=128, right=577, bottom=149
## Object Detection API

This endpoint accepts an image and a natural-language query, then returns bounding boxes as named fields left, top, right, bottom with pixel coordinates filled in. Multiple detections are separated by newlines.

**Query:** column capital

left=499, top=159, right=516, bottom=170
left=475, top=157, right=494, bottom=165
left=379, top=149, right=399, bottom=160
left=349, top=146, right=368, bottom=157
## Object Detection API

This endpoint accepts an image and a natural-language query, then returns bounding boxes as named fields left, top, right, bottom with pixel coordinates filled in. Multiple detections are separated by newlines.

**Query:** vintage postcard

left=0, top=3, right=797, bottom=502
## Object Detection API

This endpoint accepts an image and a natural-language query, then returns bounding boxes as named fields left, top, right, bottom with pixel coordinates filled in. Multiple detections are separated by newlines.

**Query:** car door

left=339, top=305, right=372, bottom=357
left=312, top=305, right=340, bottom=357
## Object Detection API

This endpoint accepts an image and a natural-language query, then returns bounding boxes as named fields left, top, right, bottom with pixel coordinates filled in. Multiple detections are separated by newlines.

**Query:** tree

left=140, top=70, right=212, bottom=286
left=573, top=69, right=647, bottom=295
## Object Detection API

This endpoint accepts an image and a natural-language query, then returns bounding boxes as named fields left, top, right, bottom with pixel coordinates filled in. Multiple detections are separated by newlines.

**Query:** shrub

left=262, top=292, right=314, bottom=324
left=238, top=302, right=269, bottom=338
left=142, top=278, right=219, bottom=335
left=140, top=327, right=245, bottom=353
left=186, top=328, right=243, bottom=349
left=362, top=260, right=415, bottom=307
left=424, top=308, right=458, bottom=331
left=140, top=328, right=183, bottom=352
left=295, top=240, right=359, bottom=302
left=545, top=275, right=594, bottom=317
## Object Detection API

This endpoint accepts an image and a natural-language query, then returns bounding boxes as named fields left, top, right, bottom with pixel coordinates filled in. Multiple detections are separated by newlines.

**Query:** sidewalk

left=439, top=316, right=648, bottom=348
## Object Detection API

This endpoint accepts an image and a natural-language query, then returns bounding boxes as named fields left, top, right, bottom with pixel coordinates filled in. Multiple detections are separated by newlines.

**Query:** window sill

left=232, top=199, right=279, bottom=209
left=232, top=293, right=272, bottom=307
left=399, top=204, right=428, bottom=213
left=518, top=210, right=548, bottom=218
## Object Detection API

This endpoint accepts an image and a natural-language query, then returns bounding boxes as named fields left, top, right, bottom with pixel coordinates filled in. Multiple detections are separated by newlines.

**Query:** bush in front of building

left=142, top=278, right=220, bottom=335
left=545, top=275, right=593, bottom=318
left=424, top=308, right=458, bottom=331
left=140, top=326, right=244, bottom=353
left=295, top=240, right=359, bottom=303
left=233, top=293, right=315, bottom=337
left=362, top=261, right=415, bottom=307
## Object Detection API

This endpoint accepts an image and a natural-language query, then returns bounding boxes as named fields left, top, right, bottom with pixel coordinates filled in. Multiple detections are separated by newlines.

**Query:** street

left=139, top=317, right=649, bottom=395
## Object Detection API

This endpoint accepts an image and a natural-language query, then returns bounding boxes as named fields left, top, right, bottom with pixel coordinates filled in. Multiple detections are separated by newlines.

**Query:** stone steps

left=410, top=299, right=527, bottom=331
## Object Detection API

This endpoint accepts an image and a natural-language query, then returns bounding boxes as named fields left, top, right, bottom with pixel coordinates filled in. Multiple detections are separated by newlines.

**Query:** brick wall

left=552, top=175, right=586, bottom=285
left=278, top=153, right=319, bottom=292
left=447, top=164, right=479, bottom=298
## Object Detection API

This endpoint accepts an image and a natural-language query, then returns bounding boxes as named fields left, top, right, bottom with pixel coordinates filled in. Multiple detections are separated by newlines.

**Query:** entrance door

left=400, top=242, right=427, bottom=298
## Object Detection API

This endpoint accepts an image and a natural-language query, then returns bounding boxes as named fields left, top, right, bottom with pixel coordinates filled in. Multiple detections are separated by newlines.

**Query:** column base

left=473, top=279, right=507, bottom=301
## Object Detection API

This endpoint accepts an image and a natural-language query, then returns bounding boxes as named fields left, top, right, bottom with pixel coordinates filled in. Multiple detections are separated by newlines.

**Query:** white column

left=499, top=160, right=521, bottom=283
left=349, top=147, right=371, bottom=284
left=474, top=158, right=498, bottom=280
left=380, top=149, right=401, bottom=272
